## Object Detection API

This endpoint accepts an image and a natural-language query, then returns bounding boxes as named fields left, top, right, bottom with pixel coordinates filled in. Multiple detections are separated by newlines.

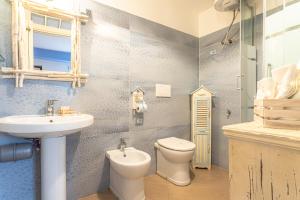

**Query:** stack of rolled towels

left=256, top=64, right=300, bottom=100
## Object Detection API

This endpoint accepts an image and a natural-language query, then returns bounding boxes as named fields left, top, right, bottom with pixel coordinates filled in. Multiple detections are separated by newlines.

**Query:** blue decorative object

left=34, top=48, right=71, bottom=63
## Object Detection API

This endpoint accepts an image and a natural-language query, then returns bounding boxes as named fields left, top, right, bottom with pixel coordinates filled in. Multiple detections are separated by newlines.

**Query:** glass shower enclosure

left=240, top=0, right=263, bottom=122
left=240, top=0, right=300, bottom=122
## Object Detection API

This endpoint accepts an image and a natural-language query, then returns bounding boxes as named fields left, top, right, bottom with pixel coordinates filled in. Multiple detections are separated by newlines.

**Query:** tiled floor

left=80, top=166, right=229, bottom=200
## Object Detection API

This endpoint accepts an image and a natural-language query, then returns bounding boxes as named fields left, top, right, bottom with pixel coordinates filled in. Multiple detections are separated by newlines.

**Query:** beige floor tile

left=79, top=190, right=117, bottom=200
left=79, top=166, right=229, bottom=200
left=145, top=175, right=169, bottom=200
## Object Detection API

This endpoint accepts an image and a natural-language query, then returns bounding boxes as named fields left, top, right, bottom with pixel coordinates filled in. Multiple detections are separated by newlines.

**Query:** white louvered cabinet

left=191, top=86, right=212, bottom=169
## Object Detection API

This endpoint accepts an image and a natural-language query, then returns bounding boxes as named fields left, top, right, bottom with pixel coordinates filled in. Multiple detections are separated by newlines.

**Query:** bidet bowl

left=106, top=147, right=151, bottom=179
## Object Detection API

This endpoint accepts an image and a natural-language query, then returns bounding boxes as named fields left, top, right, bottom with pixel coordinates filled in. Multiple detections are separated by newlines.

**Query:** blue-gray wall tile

left=129, top=16, right=198, bottom=49
left=0, top=0, right=199, bottom=199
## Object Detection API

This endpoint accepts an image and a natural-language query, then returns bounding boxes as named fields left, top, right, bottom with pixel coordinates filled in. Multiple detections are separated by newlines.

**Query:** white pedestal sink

left=0, top=114, right=94, bottom=200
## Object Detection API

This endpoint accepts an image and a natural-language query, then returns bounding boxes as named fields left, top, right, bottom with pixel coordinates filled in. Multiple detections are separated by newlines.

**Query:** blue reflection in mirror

left=33, top=32, right=71, bottom=72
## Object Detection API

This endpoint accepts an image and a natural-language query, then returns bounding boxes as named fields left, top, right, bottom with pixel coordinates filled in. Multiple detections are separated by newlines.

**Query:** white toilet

left=155, top=137, right=196, bottom=186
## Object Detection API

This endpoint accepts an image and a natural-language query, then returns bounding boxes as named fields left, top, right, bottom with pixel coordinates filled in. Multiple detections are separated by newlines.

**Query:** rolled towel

left=291, top=62, right=300, bottom=99
left=256, top=78, right=276, bottom=99
left=272, top=64, right=298, bottom=99
left=272, top=64, right=297, bottom=84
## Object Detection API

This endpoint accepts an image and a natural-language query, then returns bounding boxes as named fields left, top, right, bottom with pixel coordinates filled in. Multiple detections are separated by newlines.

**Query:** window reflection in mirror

left=33, top=32, right=71, bottom=72
left=264, top=0, right=300, bottom=71
left=31, top=13, right=72, bottom=31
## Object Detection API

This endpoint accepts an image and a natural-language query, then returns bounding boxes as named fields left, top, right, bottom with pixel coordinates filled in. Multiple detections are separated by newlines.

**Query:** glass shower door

left=240, top=0, right=262, bottom=122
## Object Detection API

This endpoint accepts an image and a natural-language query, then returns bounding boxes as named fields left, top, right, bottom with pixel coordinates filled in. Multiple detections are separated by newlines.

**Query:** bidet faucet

left=47, top=99, right=58, bottom=116
left=119, top=137, right=127, bottom=157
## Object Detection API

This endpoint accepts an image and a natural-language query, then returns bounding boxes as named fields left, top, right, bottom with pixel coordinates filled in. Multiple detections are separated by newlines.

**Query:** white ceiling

left=91, top=0, right=216, bottom=36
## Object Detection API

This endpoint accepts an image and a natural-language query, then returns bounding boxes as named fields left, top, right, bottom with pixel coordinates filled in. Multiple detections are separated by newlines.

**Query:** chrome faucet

left=119, top=137, right=127, bottom=157
left=47, top=99, right=58, bottom=116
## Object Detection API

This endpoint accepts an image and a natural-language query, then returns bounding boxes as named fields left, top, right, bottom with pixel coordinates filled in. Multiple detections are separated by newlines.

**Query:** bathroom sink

left=0, top=114, right=94, bottom=138
left=0, top=113, right=94, bottom=200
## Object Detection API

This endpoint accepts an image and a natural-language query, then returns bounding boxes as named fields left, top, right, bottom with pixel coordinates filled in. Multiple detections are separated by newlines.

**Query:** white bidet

left=106, top=147, right=151, bottom=200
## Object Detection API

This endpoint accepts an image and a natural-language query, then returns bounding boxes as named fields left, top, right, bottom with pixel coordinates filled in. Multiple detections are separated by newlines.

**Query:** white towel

left=256, top=78, right=276, bottom=99
left=291, top=61, right=300, bottom=99
left=272, top=65, right=298, bottom=99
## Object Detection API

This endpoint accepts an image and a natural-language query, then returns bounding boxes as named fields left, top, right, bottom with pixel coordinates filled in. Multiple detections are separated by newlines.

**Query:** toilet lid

left=157, top=137, right=195, bottom=151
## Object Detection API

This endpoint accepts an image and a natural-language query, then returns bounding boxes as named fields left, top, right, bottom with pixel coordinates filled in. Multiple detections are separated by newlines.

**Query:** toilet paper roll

left=136, top=101, right=148, bottom=113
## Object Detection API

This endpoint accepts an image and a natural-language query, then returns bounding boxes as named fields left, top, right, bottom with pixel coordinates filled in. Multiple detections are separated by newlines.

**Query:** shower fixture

left=214, top=0, right=240, bottom=48
left=214, top=0, right=239, bottom=12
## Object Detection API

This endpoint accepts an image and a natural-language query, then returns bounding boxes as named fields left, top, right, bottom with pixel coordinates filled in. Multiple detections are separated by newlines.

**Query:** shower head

left=246, top=0, right=256, bottom=8
left=214, top=0, right=239, bottom=12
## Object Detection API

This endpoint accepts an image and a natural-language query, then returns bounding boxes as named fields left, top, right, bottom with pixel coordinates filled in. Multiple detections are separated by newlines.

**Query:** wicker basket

left=254, top=99, right=300, bottom=130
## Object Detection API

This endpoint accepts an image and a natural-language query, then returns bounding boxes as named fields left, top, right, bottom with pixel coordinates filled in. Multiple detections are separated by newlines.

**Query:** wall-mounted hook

left=0, top=54, right=5, bottom=62
left=226, top=109, right=232, bottom=119
left=80, top=9, right=91, bottom=25
left=84, top=9, right=92, bottom=17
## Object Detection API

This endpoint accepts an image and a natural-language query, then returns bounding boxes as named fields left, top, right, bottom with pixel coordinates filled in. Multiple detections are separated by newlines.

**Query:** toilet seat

left=157, top=137, right=195, bottom=152
left=155, top=137, right=195, bottom=186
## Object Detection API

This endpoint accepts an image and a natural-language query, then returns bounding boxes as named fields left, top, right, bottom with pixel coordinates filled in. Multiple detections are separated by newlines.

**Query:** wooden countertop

left=223, top=121, right=300, bottom=150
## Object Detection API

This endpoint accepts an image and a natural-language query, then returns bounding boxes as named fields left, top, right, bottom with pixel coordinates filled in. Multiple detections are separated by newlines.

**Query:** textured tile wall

left=0, top=0, right=199, bottom=199
left=199, top=24, right=241, bottom=169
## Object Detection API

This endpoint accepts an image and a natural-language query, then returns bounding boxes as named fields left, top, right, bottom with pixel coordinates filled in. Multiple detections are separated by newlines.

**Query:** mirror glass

left=264, top=0, right=300, bottom=73
left=33, top=32, right=71, bottom=72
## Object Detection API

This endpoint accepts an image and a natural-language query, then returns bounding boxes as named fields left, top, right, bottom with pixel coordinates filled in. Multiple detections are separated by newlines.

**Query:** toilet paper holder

left=131, top=87, right=147, bottom=113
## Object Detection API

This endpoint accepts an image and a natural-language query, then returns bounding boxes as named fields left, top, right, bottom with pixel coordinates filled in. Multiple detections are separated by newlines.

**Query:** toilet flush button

left=156, top=84, right=171, bottom=97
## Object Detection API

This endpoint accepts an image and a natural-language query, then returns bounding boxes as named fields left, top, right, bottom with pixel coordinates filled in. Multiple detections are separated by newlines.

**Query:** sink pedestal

left=0, top=114, right=94, bottom=200
left=41, top=136, right=66, bottom=200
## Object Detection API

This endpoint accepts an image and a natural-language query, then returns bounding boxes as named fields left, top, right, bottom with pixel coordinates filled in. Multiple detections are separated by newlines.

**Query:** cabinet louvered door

left=194, top=96, right=210, bottom=133
left=192, top=95, right=211, bottom=169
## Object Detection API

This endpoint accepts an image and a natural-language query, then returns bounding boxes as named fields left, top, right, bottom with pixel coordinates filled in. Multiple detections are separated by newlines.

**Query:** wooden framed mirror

left=0, top=0, right=88, bottom=88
